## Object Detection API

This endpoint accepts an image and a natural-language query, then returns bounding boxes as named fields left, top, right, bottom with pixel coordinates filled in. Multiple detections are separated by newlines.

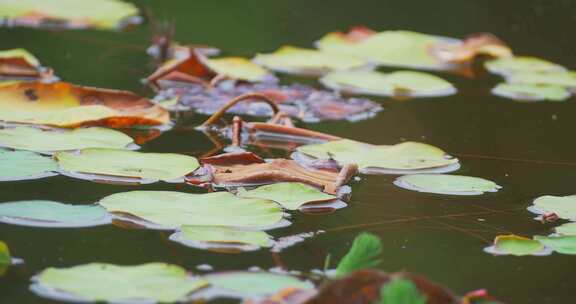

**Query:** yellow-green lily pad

left=394, top=174, right=501, bottom=195
left=555, top=223, right=576, bottom=236
left=238, top=182, right=337, bottom=210
left=31, top=263, right=207, bottom=303
left=0, top=241, right=10, bottom=266
left=98, top=191, right=285, bottom=229
left=56, top=148, right=199, bottom=183
left=0, top=149, right=57, bottom=181
left=485, top=56, right=566, bottom=76
left=534, top=235, right=576, bottom=255
left=295, top=139, right=459, bottom=174
left=506, top=71, right=576, bottom=88
left=484, top=235, right=551, bottom=256
left=320, top=70, right=456, bottom=97
left=253, top=46, right=370, bottom=75
left=529, top=195, right=576, bottom=221
left=170, top=225, right=274, bottom=252
left=491, top=83, right=570, bottom=101
left=0, top=200, right=110, bottom=228
left=0, top=126, right=134, bottom=153
left=205, top=57, right=272, bottom=82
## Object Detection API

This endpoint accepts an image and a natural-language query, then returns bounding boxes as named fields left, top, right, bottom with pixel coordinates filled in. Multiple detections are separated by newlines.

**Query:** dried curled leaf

left=0, top=81, right=169, bottom=128
left=430, top=33, right=511, bottom=64
left=0, top=48, right=55, bottom=81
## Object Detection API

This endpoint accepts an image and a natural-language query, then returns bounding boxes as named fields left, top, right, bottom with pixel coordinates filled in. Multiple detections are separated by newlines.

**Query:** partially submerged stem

left=201, top=93, right=280, bottom=127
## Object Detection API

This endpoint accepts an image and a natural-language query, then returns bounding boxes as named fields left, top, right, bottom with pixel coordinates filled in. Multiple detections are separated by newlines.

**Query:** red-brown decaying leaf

left=431, top=33, right=512, bottom=64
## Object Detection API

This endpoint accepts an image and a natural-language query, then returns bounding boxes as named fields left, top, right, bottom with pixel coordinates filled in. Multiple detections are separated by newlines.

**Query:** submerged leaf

left=491, top=83, right=570, bottom=101
left=0, top=149, right=57, bottom=181
left=555, top=223, right=576, bottom=236
left=32, top=263, right=207, bottom=303
left=205, top=57, right=272, bottom=82
left=321, top=70, right=456, bottom=97
left=0, top=241, right=10, bottom=265
left=98, top=191, right=284, bottom=229
left=238, top=182, right=337, bottom=210
left=56, top=148, right=199, bottom=182
left=379, top=278, right=426, bottom=304
left=0, top=200, right=110, bottom=228
left=253, top=46, right=370, bottom=75
left=485, top=56, right=566, bottom=76
left=336, top=233, right=383, bottom=277
left=0, top=0, right=141, bottom=30
left=203, top=271, right=313, bottom=298
left=394, top=174, right=501, bottom=195
left=0, top=127, right=134, bottom=153
left=529, top=195, right=576, bottom=221
left=534, top=235, right=576, bottom=255
left=0, top=81, right=169, bottom=128
left=170, top=225, right=273, bottom=252
left=484, top=235, right=549, bottom=256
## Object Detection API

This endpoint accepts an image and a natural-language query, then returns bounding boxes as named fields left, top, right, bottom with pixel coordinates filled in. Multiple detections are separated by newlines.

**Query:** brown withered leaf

left=0, top=81, right=170, bottom=128
left=431, top=33, right=512, bottom=64
left=0, top=49, right=55, bottom=81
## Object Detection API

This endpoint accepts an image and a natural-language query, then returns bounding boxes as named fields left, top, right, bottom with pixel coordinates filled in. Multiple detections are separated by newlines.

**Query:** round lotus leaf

left=0, top=150, right=57, bottom=181
left=0, top=0, right=140, bottom=30
left=530, top=195, right=576, bottom=221
left=253, top=46, right=369, bottom=75
left=0, top=200, right=110, bottom=228
left=296, top=139, right=459, bottom=173
left=56, top=148, right=199, bottom=182
left=205, top=57, right=271, bottom=82
left=238, top=182, right=337, bottom=210
left=0, top=127, right=134, bottom=153
left=203, top=271, right=313, bottom=298
left=491, top=83, right=570, bottom=101
left=321, top=70, right=456, bottom=97
left=484, top=235, right=549, bottom=256
left=555, top=223, right=576, bottom=236
left=534, top=235, right=576, bottom=255
left=485, top=56, right=566, bottom=76
left=394, top=174, right=501, bottom=195
left=506, top=71, right=576, bottom=88
left=32, top=263, right=207, bottom=303
left=170, top=225, right=273, bottom=251
left=98, top=191, right=284, bottom=229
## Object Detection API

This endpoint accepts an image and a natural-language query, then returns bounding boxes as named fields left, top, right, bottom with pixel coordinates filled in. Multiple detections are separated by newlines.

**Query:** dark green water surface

left=1, top=0, right=576, bottom=303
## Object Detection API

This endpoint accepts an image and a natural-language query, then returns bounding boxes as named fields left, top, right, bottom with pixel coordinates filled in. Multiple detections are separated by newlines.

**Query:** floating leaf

left=534, top=235, right=576, bottom=255
left=0, top=0, right=141, bottom=30
left=99, top=191, right=284, bottom=229
left=0, top=48, right=54, bottom=81
left=484, top=235, right=550, bottom=256
left=169, top=225, right=273, bottom=252
left=336, top=233, right=383, bottom=277
left=296, top=139, right=459, bottom=174
left=485, top=56, right=566, bottom=76
left=491, top=83, right=570, bottom=101
left=555, top=223, right=576, bottom=236
left=393, top=174, right=501, bottom=195
left=0, top=241, right=10, bottom=265
left=529, top=195, right=576, bottom=221
left=238, top=182, right=337, bottom=210
left=253, top=46, right=370, bottom=75
left=32, top=263, right=207, bottom=303
left=0, top=149, right=57, bottom=181
left=506, top=71, right=576, bottom=88
left=430, top=32, right=511, bottom=64
left=203, top=271, right=313, bottom=299
left=205, top=57, right=272, bottom=82
left=320, top=70, right=456, bottom=97
left=0, top=127, right=133, bottom=153
left=0, top=81, right=169, bottom=128
left=56, top=148, right=199, bottom=182
left=379, top=278, right=426, bottom=304
left=0, top=200, right=111, bottom=228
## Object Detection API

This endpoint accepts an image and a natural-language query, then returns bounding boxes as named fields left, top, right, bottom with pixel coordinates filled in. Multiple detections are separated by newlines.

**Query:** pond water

left=1, top=0, right=576, bottom=302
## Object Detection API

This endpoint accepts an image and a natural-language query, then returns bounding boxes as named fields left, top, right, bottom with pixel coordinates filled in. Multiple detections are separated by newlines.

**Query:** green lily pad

left=491, top=83, right=570, bottom=101
left=295, top=139, right=459, bottom=174
left=555, top=223, right=576, bottom=236
left=529, top=195, right=576, bottom=221
left=98, top=191, right=285, bottom=229
left=253, top=46, right=370, bottom=75
left=205, top=57, right=272, bottom=82
left=0, top=241, right=10, bottom=266
left=32, top=263, right=207, bottom=303
left=238, top=182, right=337, bottom=210
left=0, top=149, right=57, bottom=181
left=0, top=0, right=141, bottom=30
left=534, top=235, right=576, bottom=255
left=484, top=235, right=550, bottom=256
left=485, top=56, right=566, bottom=76
left=203, top=271, right=313, bottom=298
left=506, top=71, right=576, bottom=88
left=394, top=174, right=501, bottom=195
left=320, top=70, right=456, bottom=97
left=170, top=225, right=274, bottom=252
left=0, top=126, right=134, bottom=153
left=56, top=148, right=199, bottom=183
left=316, top=30, right=459, bottom=70
left=0, top=200, right=110, bottom=228
left=380, top=278, right=427, bottom=304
